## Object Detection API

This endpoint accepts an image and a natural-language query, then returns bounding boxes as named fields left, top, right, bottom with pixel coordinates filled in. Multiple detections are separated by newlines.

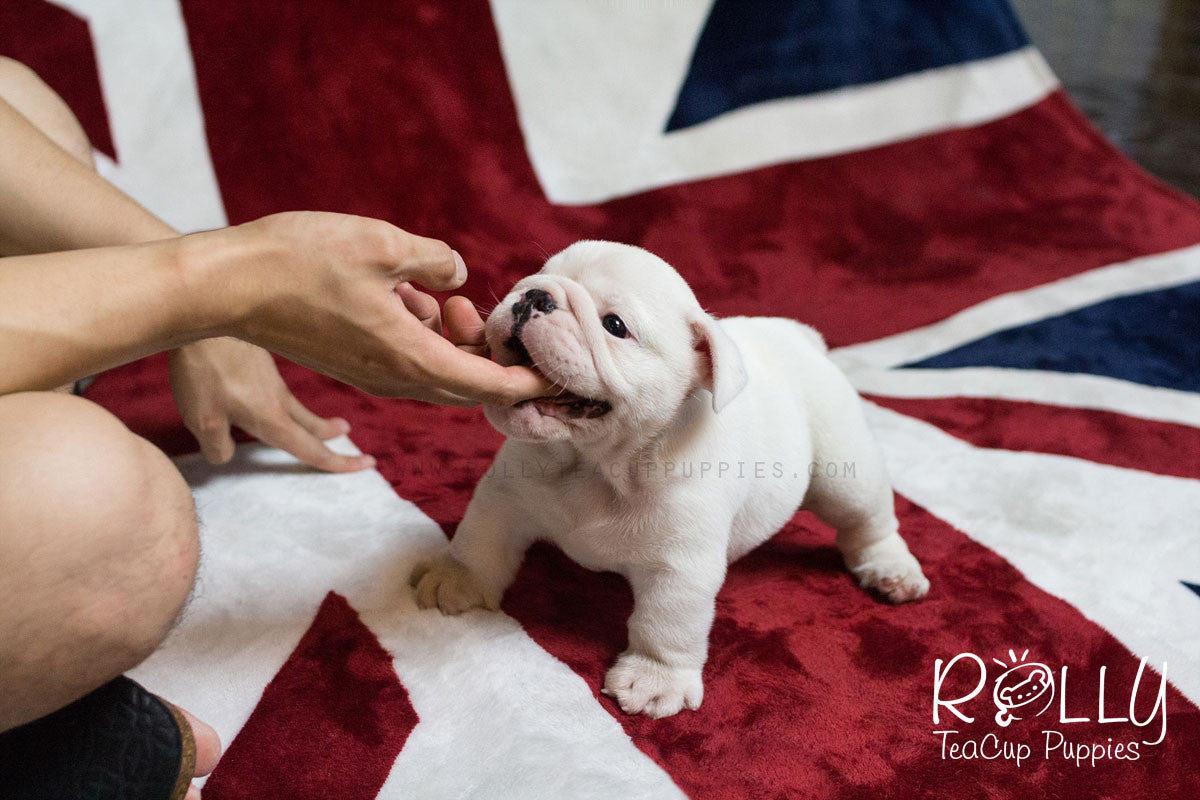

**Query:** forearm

left=0, top=235, right=241, bottom=394
left=0, top=208, right=553, bottom=405
left=0, top=96, right=173, bottom=255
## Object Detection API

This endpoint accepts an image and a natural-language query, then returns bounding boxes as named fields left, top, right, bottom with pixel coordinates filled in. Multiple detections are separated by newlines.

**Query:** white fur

left=412, top=241, right=929, bottom=718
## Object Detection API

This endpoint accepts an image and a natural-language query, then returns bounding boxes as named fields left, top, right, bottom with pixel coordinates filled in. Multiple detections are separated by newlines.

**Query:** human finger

left=412, top=335, right=554, bottom=404
left=397, top=384, right=482, bottom=407
left=283, top=393, right=351, bottom=440
left=397, top=282, right=442, bottom=333
left=443, top=295, right=489, bottom=357
left=189, top=414, right=236, bottom=465
left=249, top=414, right=374, bottom=473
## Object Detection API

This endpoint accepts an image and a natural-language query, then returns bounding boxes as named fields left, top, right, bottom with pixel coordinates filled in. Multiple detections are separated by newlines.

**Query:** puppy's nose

left=523, top=288, right=556, bottom=314
left=511, top=288, right=556, bottom=321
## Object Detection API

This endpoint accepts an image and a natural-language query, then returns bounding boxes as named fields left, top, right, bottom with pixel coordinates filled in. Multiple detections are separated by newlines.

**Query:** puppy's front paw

left=844, top=535, right=930, bottom=604
left=602, top=652, right=703, bottom=718
left=409, top=555, right=494, bottom=615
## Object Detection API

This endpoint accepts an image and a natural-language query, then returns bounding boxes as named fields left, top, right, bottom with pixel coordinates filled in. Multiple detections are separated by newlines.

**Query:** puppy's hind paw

left=602, top=652, right=703, bottom=719
left=844, top=535, right=930, bottom=604
left=410, top=555, right=494, bottom=615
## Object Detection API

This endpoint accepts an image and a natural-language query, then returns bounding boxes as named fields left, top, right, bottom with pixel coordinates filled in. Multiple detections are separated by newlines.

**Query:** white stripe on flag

left=491, top=0, right=1057, bottom=205
left=55, top=0, right=227, bottom=233
left=130, top=440, right=683, bottom=798
left=865, top=402, right=1200, bottom=707
left=832, top=243, right=1200, bottom=371
left=845, top=366, right=1200, bottom=429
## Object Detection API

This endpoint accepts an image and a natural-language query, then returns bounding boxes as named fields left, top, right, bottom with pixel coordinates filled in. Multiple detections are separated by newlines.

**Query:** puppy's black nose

left=511, top=288, right=556, bottom=323
left=523, top=288, right=556, bottom=314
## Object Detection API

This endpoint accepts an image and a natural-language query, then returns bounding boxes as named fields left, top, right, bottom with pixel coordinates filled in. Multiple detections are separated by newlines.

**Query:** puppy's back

left=719, top=315, right=855, bottom=424
left=720, top=315, right=827, bottom=361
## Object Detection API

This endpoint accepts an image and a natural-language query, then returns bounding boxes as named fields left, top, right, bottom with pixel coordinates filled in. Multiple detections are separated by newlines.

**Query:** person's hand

left=191, top=212, right=553, bottom=404
left=394, top=283, right=491, bottom=357
left=169, top=337, right=373, bottom=472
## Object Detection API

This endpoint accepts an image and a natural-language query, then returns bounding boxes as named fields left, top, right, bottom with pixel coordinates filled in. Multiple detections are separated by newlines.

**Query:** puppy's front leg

left=410, top=482, right=532, bottom=615
left=603, top=559, right=725, bottom=719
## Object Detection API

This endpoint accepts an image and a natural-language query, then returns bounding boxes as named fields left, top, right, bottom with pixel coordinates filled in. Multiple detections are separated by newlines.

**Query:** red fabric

left=503, top=502, right=1199, bottom=800
left=202, top=592, right=418, bottom=800
left=868, top=395, right=1200, bottom=480
left=0, top=0, right=114, bottom=158
left=179, top=3, right=1200, bottom=348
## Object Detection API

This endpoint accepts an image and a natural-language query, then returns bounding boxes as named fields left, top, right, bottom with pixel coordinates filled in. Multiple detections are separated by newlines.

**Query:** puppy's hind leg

left=830, top=502, right=928, bottom=604
left=803, top=439, right=929, bottom=604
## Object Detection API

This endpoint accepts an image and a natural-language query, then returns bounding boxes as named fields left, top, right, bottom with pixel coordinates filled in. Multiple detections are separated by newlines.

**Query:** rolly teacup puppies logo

left=932, top=648, right=1168, bottom=768
left=992, top=649, right=1054, bottom=726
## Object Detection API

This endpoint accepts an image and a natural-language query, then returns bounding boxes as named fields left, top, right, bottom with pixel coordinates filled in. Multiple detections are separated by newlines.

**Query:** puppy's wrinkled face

left=484, top=241, right=717, bottom=444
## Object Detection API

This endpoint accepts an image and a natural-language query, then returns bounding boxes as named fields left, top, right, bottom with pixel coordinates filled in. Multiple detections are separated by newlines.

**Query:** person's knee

left=0, top=391, right=200, bottom=650
left=0, top=393, right=197, bottom=726
left=115, top=433, right=201, bottom=657
left=0, top=56, right=94, bottom=167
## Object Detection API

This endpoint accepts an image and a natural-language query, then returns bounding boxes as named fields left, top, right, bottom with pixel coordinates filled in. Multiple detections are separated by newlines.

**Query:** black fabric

left=0, top=676, right=183, bottom=800
left=667, top=0, right=1030, bottom=130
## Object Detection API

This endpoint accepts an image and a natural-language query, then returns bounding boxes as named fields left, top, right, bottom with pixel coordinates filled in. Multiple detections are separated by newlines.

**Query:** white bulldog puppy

left=411, top=241, right=929, bottom=718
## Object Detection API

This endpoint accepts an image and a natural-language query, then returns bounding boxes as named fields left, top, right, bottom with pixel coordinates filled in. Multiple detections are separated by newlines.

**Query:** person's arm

left=0, top=95, right=170, bottom=254
left=0, top=93, right=376, bottom=471
left=0, top=239, right=196, bottom=392
left=0, top=95, right=544, bottom=471
left=0, top=92, right=370, bottom=471
left=0, top=211, right=552, bottom=404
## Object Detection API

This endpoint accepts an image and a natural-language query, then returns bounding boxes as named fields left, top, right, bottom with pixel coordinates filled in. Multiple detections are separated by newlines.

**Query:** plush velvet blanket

left=3, top=1, right=1197, bottom=797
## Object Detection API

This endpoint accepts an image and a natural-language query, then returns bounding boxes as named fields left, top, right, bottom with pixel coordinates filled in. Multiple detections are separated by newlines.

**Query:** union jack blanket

left=2, top=1, right=1197, bottom=797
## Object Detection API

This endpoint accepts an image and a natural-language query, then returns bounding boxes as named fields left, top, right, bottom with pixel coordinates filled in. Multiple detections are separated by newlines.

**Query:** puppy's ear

left=691, top=314, right=748, bottom=413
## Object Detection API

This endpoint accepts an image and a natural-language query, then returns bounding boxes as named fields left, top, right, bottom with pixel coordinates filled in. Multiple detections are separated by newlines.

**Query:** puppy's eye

left=601, top=313, right=628, bottom=338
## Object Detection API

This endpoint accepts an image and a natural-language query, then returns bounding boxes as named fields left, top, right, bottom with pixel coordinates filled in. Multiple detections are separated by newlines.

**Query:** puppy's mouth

left=516, top=393, right=613, bottom=421
left=505, top=333, right=612, bottom=421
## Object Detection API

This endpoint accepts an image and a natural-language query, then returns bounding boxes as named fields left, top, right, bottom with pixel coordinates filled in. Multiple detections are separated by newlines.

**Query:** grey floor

left=1012, top=0, right=1200, bottom=198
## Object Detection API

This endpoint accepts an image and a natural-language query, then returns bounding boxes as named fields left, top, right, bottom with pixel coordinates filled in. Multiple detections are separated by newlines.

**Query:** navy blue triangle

left=904, top=280, right=1200, bottom=393
left=665, top=0, right=1028, bottom=131
left=1184, top=581, right=1200, bottom=599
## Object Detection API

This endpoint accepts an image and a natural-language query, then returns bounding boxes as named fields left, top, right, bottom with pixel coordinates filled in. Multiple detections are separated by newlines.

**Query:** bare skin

left=0, top=57, right=550, bottom=795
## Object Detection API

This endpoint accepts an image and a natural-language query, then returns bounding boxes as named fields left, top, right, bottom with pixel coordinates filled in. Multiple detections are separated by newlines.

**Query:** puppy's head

left=484, top=241, right=747, bottom=445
